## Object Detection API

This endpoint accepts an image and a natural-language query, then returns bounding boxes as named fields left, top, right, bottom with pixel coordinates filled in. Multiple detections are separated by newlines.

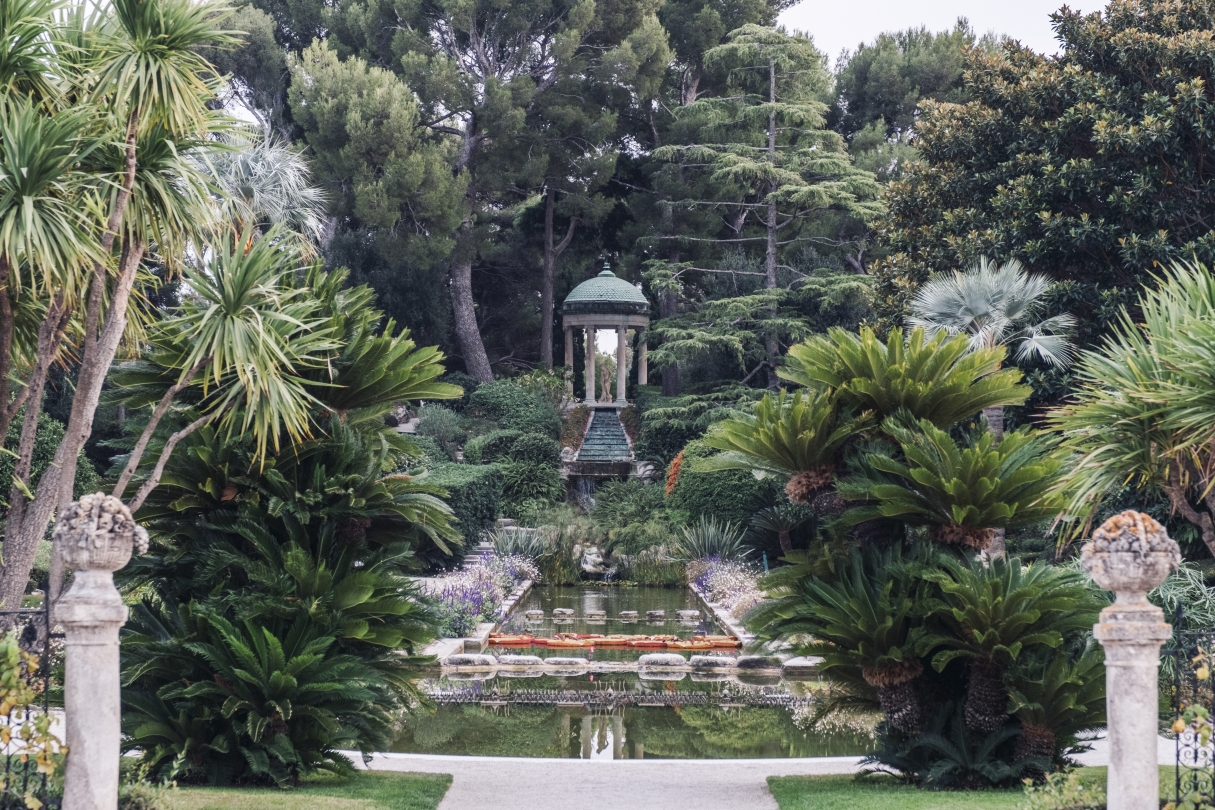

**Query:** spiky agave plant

left=1009, top=644, right=1105, bottom=769
left=838, top=413, right=1063, bottom=550
left=779, top=326, right=1031, bottom=430
left=695, top=388, right=862, bottom=505
left=915, top=556, right=1103, bottom=734
left=749, top=545, right=933, bottom=733
left=674, top=515, right=750, bottom=560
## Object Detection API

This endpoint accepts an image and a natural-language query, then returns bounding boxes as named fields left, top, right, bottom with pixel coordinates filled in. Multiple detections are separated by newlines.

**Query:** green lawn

left=169, top=771, right=452, bottom=810
left=768, top=767, right=1179, bottom=810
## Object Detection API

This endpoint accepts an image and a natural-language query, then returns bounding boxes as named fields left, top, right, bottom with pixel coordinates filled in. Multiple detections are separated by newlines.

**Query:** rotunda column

left=564, top=326, right=574, bottom=369
left=615, top=325, right=627, bottom=405
left=638, top=333, right=648, bottom=386
left=585, top=327, right=596, bottom=403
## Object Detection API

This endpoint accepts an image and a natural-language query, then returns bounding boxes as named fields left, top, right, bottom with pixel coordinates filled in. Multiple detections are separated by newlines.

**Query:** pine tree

left=653, top=25, right=881, bottom=386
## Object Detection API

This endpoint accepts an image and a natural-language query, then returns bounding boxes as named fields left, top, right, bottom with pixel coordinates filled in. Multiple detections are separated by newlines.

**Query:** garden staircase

left=576, top=408, right=634, bottom=463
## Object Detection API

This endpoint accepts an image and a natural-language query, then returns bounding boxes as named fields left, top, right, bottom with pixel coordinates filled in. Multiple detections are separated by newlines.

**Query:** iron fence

left=0, top=599, right=61, bottom=810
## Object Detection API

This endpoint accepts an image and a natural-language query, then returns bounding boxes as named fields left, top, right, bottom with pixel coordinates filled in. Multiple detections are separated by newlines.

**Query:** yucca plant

left=779, top=326, right=1031, bottom=430
left=838, top=414, right=1063, bottom=549
left=1009, top=644, right=1106, bottom=768
left=673, top=515, right=750, bottom=561
left=915, top=556, right=1104, bottom=734
left=748, top=546, right=932, bottom=733
left=695, top=388, right=862, bottom=504
left=1050, top=262, right=1215, bottom=554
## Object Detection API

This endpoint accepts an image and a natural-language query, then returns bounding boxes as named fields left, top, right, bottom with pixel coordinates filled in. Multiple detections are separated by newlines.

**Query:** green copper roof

left=562, top=263, right=649, bottom=314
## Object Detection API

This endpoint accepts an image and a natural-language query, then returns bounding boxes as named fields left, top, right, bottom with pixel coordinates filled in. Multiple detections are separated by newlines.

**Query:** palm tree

left=907, top=259, right=1075, bottom=559
left=906, top=257, right=1076, bottom=444
left=0, top=0, right=237, bottom=610
left=197, top=133, right=329, bottom=246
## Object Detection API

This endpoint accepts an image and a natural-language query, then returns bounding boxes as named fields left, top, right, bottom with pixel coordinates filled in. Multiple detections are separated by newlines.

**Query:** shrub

left=668, top=440, right=780, bottom=526
left=508, top=433, right=561, bottom=466
left=1021, top=772, right=1104, bottom=810
left=416, top=404, right=464, bottom=446
left=1, top=410, right=99, bottom=502
left=512, top=367, right=567, bottom=407
left=440, top=371, right=480, bottom=413
left=561, top=405, right=590, bottom=450
left=426, top=463, right=504, bottom=544
left=619, top=404, right=641, bottom=444
left=403, top=434, right=449, bottom=469
left=467, top=381, right=561, bottom=438
left=464, top=429, right=522, bottom=464
left=619, top=545, right=684, bottom=586
left=119, top=781, right=176, bottom=810
left=122, top=606, right=394, bottom=786
left=590, top=479, right=680, bottom=555
left=499, top=461, right=565, bottom=519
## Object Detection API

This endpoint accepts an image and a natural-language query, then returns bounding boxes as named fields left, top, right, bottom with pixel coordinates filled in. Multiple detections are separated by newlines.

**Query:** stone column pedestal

left=1082, top=511, right=1180, bottom=810
left=60, top=571, right=128, bottom=810
left=52, top=493, right=146, bottom=810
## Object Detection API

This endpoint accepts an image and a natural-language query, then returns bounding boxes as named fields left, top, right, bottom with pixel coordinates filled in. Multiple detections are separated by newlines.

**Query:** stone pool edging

left=419, top=578, right=535, bottom=661
left=688, top=582, right=754, bottom=645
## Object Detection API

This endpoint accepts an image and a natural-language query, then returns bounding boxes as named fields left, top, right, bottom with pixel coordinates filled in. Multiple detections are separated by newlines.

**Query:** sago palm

left=748, top=546, right=932, bottom=733
left=915, top=556, right=1103, bottom=734
left=779, top=326, right=1030, bottom=431
left=838, top=414, right=1063, bottom=550
left=1009, top=644, right=1105, bottom=767
left=695, top=388, right=863, bottom=504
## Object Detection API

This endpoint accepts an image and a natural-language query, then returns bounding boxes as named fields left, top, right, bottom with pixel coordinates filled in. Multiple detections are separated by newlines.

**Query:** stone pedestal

left=1094, top=603, right=1171, bottom=810
left=60, top=571, right=128, bottom=810
left=52, top=493, right=145, bottom=810
left=1082, top=511, right=1180, bottom=810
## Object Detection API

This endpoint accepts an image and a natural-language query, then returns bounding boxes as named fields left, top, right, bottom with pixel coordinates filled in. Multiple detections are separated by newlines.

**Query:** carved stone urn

left=52, top=492, right=149, bottom=572
left=1080, top=509, right=1180, bottom=603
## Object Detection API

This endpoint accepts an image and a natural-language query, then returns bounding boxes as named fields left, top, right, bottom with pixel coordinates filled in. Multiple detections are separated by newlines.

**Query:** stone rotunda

left=561, top=263, right=649, bottom=473
left=561, top=262, right=650, bottom=406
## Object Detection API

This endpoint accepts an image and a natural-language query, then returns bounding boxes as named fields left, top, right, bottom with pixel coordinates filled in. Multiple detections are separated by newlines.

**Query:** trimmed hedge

left=508, top=433, right=561, bottom=466
left=467, top=381, right=561, bottom=438
left=464, top=429, right=522, bottom=464
left=667, top=440, right=779, bottom=527
left=426, top=463, right=503, bottom=542
left=402, top=434, right=449, bottom=468
left=499, top=460, right=565, bottom=520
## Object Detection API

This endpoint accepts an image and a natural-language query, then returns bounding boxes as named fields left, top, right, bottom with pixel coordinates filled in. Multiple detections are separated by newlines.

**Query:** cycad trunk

left=965, top=658, right=1008, bottom=733
left=778, top=529, right=791, bottom=554
left=982, top=404, right=1007, bottom=559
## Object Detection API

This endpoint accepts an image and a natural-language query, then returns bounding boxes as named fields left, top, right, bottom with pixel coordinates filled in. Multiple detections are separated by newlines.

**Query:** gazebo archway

left=561, top=263, right=650, bottom=406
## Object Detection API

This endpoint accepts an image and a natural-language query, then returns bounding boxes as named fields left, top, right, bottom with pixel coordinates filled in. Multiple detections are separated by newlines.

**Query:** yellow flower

left=1198, top=665, right=1209, bottom=681
left=1174, top=718, right=1188, bottom=734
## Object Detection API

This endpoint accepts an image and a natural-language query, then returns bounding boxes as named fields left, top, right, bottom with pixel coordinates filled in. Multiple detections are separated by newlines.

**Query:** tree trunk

left=982, top=404, right=1006, bottom=559
left=449, top=222, right=494, bottom=383
left=778, top=530, right=791, bottom=554
left=764, top=58, right=780, bottom=391
left=541, top=188, right=577, bottom=371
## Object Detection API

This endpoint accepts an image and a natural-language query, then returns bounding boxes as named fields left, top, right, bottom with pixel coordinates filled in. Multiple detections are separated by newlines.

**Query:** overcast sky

left=778, top=0, right=1098, bottom=63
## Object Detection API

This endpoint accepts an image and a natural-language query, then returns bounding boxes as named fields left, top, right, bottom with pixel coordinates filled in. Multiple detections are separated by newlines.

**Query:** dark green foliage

left=404, top=434, right=450, bottom=469
left=507, top=434, right=561, bottom=466
left=0, top=410, right=100, bottom=507
left=748, top=545, right=1106, bottom=785
left=830, top=20, right=996, bottom=141
left=466, top=381, right=561, bottom=439
left=589, top=478, right=684, bottom=555
left=425, top=463, right=503, bottom=546
left=865, top=704, right=1049, bottom=789
left=667, top=440, right=779, bottom=526
left=871, top=1, right=1215, bottom=332
left=463, top=430, right=522, bottom=465
left=498, top=461, right=565, bottom=520
left=440, top=372, right=479, bottom=414
left=122, top=605, right=395, bottom=785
